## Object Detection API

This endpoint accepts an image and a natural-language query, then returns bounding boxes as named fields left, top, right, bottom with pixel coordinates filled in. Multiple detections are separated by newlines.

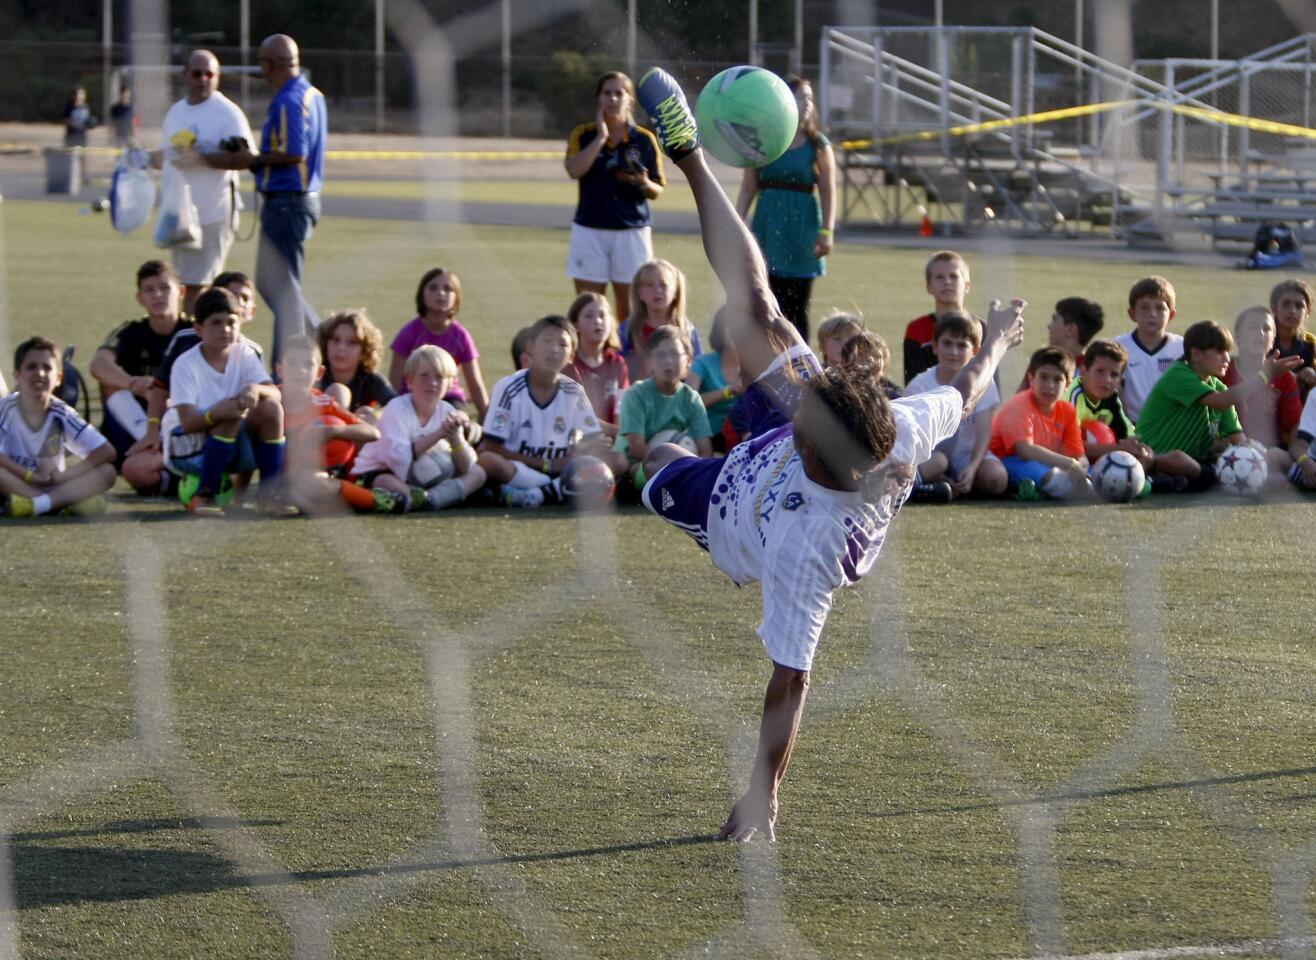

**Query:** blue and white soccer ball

left=1215, top=444, right=1267, bottom=496
left=1092, top=450, right=1145, bottom=503
left=408, top=448, right=455, bottom=489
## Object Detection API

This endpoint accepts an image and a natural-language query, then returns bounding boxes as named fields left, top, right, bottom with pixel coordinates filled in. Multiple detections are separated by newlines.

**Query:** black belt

left=759, top=180, right=814, bottom=194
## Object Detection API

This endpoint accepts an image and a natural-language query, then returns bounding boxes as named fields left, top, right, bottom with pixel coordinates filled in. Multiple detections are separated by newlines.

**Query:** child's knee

left=461, top=464, right=488, bottom=491
left=977, top=458, right=1008, bottom=494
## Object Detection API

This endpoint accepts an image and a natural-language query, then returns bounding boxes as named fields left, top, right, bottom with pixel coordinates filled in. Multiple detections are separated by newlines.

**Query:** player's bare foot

left=717, top=788, right=777, bottom=842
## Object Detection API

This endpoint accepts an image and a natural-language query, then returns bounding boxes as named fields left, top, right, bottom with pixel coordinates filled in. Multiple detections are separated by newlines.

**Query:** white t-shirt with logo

left=482, top=370, right=602, bottom=461
left=354, top=394, right=458, bottom=479
left=160, top=92, right=254, bottom=226
left=0, top=395, right=107, bottom=474
left=1114, top=330, right=1184, bottom=423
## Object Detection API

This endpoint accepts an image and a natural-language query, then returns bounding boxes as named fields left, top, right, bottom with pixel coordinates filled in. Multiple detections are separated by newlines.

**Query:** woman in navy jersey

left=564, top=73, right=667, bottom=324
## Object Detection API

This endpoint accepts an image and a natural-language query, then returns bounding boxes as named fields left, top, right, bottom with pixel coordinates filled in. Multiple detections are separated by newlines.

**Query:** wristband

left=1299, top=453, right=1311, bottom=466
left=23, top=469, right=33, bottom=483
left=722, top=385, right=734, bottom=400
left=818, top=227, right=834, bottom=237
left=204, top=409, right=214, bottom=427
left=147, top=417, right=161, bottom=426
left=1258, top=370, right=1270, bottom=384
left=542, top=457, right=551, bottom=473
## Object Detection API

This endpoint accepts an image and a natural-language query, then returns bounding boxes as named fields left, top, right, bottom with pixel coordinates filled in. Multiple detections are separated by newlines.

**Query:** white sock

left=32, top=494, right=53, bottom=516
left=1040, top=470, right=1082, bottom=499
left=426, top=478, right=466, bottom=510
left=510, top=461, right=553, bottom=489
left=106, top=390, right=149, bottom=441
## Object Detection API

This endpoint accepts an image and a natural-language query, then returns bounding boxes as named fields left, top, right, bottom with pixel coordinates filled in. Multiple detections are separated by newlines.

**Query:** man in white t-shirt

left=634, top=68, right=1028, bottom=842
left=155, top=50, right=255, bottom=312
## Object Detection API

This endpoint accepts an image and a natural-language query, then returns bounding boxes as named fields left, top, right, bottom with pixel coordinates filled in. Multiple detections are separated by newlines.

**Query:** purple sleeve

left=449, top=322, right=479, bottom=364
left=390, top=318, right=420, bottom=357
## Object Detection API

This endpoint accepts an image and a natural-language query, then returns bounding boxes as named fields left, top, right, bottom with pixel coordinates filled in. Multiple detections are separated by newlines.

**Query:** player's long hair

left=796, top=364, right=909, bottom=503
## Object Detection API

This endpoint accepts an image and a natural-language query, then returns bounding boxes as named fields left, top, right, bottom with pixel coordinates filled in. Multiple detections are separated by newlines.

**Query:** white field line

left=1013, top=934, right=1315, bottom=959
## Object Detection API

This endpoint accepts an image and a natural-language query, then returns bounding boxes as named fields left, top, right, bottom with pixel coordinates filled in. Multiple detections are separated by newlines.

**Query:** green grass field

left=1, top=193, right=1314, bottom=960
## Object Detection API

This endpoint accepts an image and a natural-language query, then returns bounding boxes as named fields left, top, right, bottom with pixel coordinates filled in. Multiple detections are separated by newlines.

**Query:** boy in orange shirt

left=989, top=346, right=1093, bottom=499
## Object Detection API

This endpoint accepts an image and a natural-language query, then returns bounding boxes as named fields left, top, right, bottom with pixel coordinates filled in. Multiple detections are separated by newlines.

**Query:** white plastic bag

left=153, top=175, right=202, bottom=249
left=110, top=148, right=156, bottom=235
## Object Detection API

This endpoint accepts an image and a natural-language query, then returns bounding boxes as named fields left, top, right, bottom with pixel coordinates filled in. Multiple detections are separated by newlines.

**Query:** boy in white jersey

left=1, top=337, right=117, bottom=517
left=352, top=344, right=486, bottom=511
left=635, top=67, right=1027, bottom=842
left=167, top=286, right=287, bottom=514
left=1113, top=275, right=1184, bottom=422
left=477, top=314, right=621, bottom=507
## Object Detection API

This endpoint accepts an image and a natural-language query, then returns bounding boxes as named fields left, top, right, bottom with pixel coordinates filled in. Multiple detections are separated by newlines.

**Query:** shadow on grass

left=12, top=831, right=718, bottom=908
left=871, top=764, right=1316, bottom=819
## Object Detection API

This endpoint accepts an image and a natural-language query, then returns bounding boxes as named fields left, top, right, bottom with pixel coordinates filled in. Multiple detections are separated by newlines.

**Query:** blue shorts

left=642, top=454, right=723, bottom=552
left=170, top=425, right=258, bottom=477
left=1000, top=456, right=1057, bottom=488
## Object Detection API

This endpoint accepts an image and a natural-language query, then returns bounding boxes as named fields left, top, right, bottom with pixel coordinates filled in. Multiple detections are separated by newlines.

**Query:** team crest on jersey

left=783, top=492, right=805, bottom=511
left=491, top=411, right=510, bottom=433
left=553, top=415, right=567, bottom=434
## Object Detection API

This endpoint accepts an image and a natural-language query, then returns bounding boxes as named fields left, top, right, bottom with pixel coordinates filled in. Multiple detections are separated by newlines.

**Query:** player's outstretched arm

left=636, top=68, right=805, bottom=386
left=950, top=298, right=1026, bottom=413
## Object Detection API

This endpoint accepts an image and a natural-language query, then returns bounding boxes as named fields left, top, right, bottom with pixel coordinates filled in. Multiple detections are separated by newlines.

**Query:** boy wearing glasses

left=155, top=49, right=254, bottom=312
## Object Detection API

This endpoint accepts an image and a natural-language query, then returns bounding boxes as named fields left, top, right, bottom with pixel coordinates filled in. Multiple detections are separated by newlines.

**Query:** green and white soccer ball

left=695, top=66, right=799, bottom=169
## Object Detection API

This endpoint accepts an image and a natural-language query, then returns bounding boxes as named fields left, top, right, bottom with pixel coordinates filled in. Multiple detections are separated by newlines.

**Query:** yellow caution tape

left=839, top=98, right=1316, bottom=152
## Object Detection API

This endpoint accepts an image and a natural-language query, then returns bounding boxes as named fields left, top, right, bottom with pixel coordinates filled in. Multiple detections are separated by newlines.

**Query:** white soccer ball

left=649, top=428, right=698, bottom=454
left=1215, top=444, right=1267, bottom=496
left=408, top=448, right=455, bottom=489
left=1093, top=450, right=1146, bottom=503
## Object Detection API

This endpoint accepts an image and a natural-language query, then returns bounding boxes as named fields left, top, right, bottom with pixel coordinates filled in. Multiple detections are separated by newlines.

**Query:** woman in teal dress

left=734, top=75, right=836, bottom=341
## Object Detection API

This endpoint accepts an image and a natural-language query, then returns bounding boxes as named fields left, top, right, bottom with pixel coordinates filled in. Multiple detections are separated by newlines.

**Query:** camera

left=219, top=135, right=250, bottom=152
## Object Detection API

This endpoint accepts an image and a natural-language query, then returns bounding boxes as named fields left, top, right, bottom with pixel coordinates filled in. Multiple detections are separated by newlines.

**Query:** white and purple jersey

left=646, top=379, right=962, bottom=673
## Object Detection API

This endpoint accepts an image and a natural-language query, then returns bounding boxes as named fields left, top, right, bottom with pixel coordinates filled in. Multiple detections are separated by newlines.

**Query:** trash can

left=44, top=147, right=83, bottom=193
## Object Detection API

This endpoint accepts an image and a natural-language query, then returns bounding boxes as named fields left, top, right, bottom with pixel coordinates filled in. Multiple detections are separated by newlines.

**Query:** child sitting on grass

left=354, top=345, right=486, bottom=512
left=1269, top=278, right=1316, bottom=396
left=817, top=312, right=864, bottom=368
left=905, top=311, right=1006, bottom=499
left=317, top=309, right=395, bottom=422
left=619, top=259, right=703, bottom=380
left=563, top=291, right=629, bottom=435
left=1222, top=307, right=1301, bottom=467
left=167, top=287, right=288, bottom=515
left=390, top=267, right=490, bottom=421
left=903, top=250, right=970, bottom=385
left=1113, top=275, right=1183, bottom=422
left=615, top=325, right=713, bottom=485
left=687, top=308, right=742, bottom=452
left=1137, top=320, right=1300, bottom=489
left=479, top=314, right=620, bottom=507
left=989, top=346, right=1093, bottom=500
left=1, top=336, right=117, bottom=518
left=278, top=335, right=402, bottom=514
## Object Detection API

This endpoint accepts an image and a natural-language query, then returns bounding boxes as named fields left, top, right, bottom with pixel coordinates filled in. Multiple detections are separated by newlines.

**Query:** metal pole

left=793, top=0, right=803, bottom=74
left=627, top=0, right=637, bottom=78
left=1210, top=0, right=1219, bottom=61
left=102, top=0, right=112, bottom=121
left=376, top=0, right=386, bottom=134
left=749, top=0, right=758, bottom=66
left=1074, top=0, right=1084, bottom=144
left=240, top=0, right=250, bottom=115
left=1239, top=67, right=1252, bottom=189
left=935, top=0, right=943, bottom=29
left=501, top=0, right=511, bottom=137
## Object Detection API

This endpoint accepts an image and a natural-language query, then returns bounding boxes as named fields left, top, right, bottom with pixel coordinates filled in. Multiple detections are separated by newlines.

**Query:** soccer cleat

left=187, top=492, right=226, bottom=516
left=60, top=495, right=107, bottom=517
left=1013, top=478, right=1040, bottom=502
left=372, top=487, right=406, bottom=514
left=6, top=494, right=35, bottom=518
left=637, top=68, right=699, bottom=162
left=909, top=481, right=953, bottom=504
left=503, top=485, right=545, bottom=508
left=407, top=485, right=430, bottom=512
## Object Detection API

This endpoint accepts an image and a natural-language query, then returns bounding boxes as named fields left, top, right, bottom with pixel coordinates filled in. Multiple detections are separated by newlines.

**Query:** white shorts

left=566, top=223, right=653, bottom=285
left=173, top=217, right=236, bottom=286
